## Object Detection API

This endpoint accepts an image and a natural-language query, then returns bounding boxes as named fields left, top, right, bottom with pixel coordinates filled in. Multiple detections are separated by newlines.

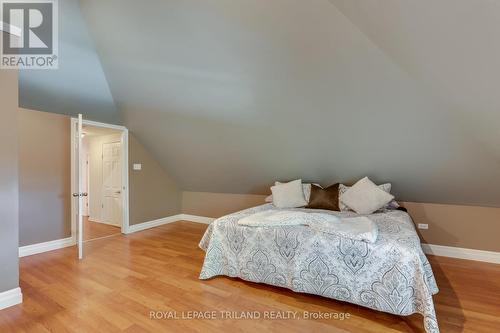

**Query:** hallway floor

left=83, top=217, right=121, bottom=241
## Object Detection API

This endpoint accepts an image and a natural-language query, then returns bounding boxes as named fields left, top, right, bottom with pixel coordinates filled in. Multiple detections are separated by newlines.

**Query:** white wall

left=84, top=133, right=121, bottom=223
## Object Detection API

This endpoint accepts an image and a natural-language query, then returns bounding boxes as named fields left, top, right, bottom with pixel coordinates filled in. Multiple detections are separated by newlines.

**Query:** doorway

left=71, top=117, right=129, bottom=259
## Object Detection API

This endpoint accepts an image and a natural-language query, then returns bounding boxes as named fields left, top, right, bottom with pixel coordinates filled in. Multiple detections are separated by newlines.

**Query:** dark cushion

left=306, top=183, right=340, bottom=211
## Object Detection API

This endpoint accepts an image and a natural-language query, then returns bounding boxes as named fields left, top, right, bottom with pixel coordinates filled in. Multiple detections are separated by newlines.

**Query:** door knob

left=72, top=193, right=79, bottom=197
left=82, top=193, right=88, bottom=197
left=115, top=191, right=121, bottom=194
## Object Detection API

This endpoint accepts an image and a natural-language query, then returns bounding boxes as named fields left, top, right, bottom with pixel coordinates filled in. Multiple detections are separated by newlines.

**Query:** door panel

left=102, top=142, right=122, bottom=226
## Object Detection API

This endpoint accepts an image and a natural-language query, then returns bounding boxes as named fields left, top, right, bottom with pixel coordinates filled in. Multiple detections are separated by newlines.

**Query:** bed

left=199, top=204, right=439, bottom=333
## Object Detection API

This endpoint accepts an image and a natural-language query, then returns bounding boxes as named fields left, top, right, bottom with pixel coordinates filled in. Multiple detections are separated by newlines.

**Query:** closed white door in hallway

left=102, top=142, right=122, bottom=226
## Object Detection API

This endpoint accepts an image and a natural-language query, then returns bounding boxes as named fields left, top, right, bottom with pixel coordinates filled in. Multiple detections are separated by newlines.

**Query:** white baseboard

left=178, top=214, right=215, bottom=224
left=0, top=287, right=22, bottom=310
left=130, top=215, right=499, bottom=264
left=17, top=215, right=499, bottom=265
left=19, top=236, right=76, bottom=258
left=127, top=215, right=184, bottom=233
left=422, top=243, right=500, bottom=264
left=127, top=214, right=215, bottom=234
left=17, top=215, right=213, bottom=255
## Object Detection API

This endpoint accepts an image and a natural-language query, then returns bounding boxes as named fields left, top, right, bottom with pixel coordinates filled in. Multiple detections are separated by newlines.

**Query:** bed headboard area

left=182, top=191, right=500, bottom=255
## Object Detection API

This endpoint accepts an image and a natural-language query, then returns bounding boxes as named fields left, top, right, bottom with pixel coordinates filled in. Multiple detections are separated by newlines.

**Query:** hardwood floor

left=1, top=221, right=498, bottom=333
left=83, top=217, right=121, bottom=241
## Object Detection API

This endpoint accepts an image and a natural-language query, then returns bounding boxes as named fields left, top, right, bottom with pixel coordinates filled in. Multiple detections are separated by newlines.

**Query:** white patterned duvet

left=199, top=204, right=439, bottom=333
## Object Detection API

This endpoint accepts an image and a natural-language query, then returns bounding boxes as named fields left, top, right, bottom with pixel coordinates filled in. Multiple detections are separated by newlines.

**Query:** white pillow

left=341, top=177, right=394, bottom=214
left=270, top=179, right=308, bottom=208
left=339, top=183, right=392, bottom=211
left=265, top=182, right=320, bottom=203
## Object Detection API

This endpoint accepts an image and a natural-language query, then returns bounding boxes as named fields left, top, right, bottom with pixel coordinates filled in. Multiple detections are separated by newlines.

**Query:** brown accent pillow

left=306, top=183, right=340, bottom=211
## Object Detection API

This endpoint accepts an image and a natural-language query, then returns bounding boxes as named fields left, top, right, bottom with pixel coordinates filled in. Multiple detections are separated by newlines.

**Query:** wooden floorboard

left=1, top=221, right=499, bottom=332
left=83, top=217, right=121, bottom=241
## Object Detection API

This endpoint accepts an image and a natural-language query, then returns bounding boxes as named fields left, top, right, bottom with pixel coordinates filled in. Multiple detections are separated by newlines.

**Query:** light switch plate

left=417, top=223, right=429, bottom=230
left=133, top=163, right=142, bottom=171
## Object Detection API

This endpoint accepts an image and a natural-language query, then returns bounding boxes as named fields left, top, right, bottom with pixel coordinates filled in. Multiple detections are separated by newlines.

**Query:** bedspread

left=199, top=204, right=439, bottom=333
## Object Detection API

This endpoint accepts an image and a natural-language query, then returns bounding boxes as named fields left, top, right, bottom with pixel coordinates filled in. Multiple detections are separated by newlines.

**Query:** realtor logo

left=1, top=0, right=58, bottom=69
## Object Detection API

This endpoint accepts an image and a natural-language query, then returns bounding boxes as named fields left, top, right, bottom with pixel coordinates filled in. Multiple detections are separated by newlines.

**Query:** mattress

left=199, top=204, right=439, bottom=333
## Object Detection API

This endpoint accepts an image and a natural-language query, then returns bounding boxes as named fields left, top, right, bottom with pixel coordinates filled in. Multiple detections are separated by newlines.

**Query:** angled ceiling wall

left=330, top=0, right=500, bottom=162
left=21, top=0, right=500, bottom=207
left=18, top=0, right=120, bottom=124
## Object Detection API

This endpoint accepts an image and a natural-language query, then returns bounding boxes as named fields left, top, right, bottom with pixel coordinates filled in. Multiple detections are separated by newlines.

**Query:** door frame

left=71, top=118, right=130, bottom=238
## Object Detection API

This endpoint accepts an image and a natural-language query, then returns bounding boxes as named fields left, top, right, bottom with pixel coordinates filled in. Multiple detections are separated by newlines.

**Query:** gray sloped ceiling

left=330, top=0, right=500, bottom=164
left=18, top=0, right=120, bottom=124
left=21, top=0, right=500, bottom=207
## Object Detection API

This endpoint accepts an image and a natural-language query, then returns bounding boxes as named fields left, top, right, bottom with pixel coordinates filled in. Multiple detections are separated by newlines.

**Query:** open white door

left=71, top=117, right=130, bottom=245
left=73, top=114, right=87, bottom=259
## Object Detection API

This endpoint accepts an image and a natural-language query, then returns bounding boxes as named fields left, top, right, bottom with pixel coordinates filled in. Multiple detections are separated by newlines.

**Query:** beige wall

left=129, top=135, right=182, bottom=225
left=18, top=109, right=182, bottom=245
left=15, top=108, right=499, bottom=253
left=14, top=105, right=500, bottom=253
left=182, top=191, right=267, bottom=218
left=182, top=191, right=500, bottom=252
left=18, top=108, right=71, bottom=246
left=0, top=68, right=20, bottom=292
left=401, top=202, right=500, bottom=252
left=15, top=105, right=500, bottom=253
